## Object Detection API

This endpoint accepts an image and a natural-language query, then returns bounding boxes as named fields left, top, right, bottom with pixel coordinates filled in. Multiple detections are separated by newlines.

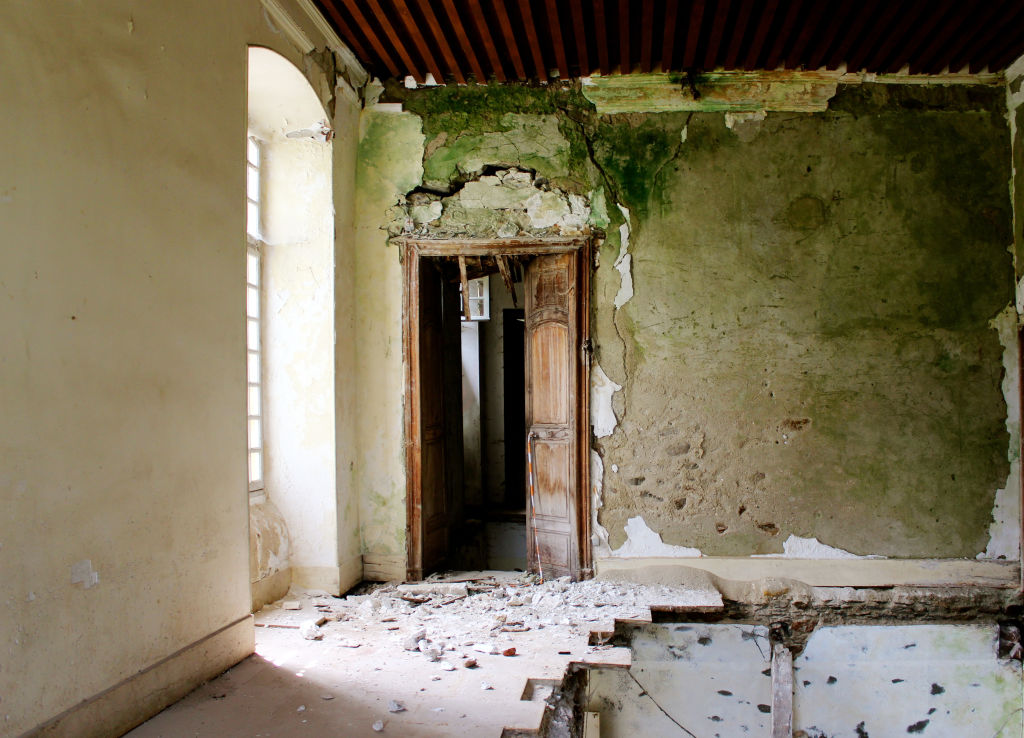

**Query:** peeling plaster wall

left=354, top=109, right=423, bottom=574
left=367, top=80, right=1016, bottom=564
left=0, top=1, right=352, bottom=733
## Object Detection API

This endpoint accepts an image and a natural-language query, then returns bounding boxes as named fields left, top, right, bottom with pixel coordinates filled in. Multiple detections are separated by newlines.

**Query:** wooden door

left=418, top=259, right=449, bottom=574
left=524, top=252, right=580, bottom=579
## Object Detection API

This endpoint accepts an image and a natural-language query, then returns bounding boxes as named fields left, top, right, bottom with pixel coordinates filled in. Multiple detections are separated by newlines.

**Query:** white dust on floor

left=129, top=571, right=721, bottom=737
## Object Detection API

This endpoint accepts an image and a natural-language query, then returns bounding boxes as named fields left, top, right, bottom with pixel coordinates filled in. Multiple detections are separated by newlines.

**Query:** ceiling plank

left=682, top=0, right=706, bottom=69
left=493, top=0, right=527, bottom=79
left=826, top=0, right=882, bottom=70
left=547, top=1, right=571, bottom=79
left=884, top=0, right=955, bottom=73
left=594, top=0, right=610, bottom=75
left=742, top=0, right=777, bottom=69
left=393, top=0, right=444, bottom=84
left=845, top=1, right=904, bottom=73
left=762, top=0, right=803, bottom=70
left=468, top=0, right=507, bottom=82
left=804, top=1, right=852, bottom=70
left=957, top=6, right=1024, bottom=73
left=569, top=0, right=590, bottom=76
left=417, top=0, right=465, bottom=84
left=704, top=0, right=731, bottom=71
left=318, top=1, right=372, bottom=63
left=519, top=0, right=548, bottom=79
left=784, top=0, right=828, bottom=69
left=864, top=0, right=930, bottom=72
left=640, top=0, right=654, bottom=73
left=364, top=0, right=424, bottom=82
left=338, top=0, right=400, bottom=76
left=944, top=3, right=1022, bottom=73
left=723, top=0, right=753, bottom=69
left=442, top=0, right=488, bottom=82
left=619, top=0, right=631, bottom=74
left=660, top=0, right=679, bottom=72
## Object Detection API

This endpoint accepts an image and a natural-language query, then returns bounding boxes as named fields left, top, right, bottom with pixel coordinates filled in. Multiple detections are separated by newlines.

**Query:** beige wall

left=0, top=1, right=362, bottom=733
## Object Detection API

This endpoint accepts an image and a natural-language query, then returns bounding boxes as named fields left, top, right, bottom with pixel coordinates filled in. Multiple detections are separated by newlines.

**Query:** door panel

left=525, top=252, right=580, bottom=580
left=419, top=259, right=449, bottom=574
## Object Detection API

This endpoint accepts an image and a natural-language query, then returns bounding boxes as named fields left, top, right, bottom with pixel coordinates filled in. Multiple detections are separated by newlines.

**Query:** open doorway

left=402, top=239, right=592, bottom=581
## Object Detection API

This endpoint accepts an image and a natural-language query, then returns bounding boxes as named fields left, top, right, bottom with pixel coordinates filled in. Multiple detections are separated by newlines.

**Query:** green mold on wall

left=366, top=80, right=1014, bottom=560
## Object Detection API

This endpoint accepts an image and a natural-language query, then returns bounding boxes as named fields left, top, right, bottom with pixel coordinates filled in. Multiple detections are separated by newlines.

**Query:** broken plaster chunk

left=299, top=621, right=323, bottom=640
left=282, top=600, right=302, bottom=610
left=387, top=700, right=406, bottom=713
left=404, top=629, right=427, bottom=650
left=473, top=642, right=500, bottom=655
left=321, top=694, right=335, bottom=701
left=372, top=720, right=385, bottom=732
left=440, top=661, right=456, bottom=671
left=70, top=559, right=99, bottom=589
left=481, top=682, right=494, bottom=690
left=419, top=640, right=442, bottom=661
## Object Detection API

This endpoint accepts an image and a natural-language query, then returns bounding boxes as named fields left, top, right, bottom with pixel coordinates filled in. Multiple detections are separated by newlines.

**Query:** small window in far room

left=246, top=136, right=264, bottom=492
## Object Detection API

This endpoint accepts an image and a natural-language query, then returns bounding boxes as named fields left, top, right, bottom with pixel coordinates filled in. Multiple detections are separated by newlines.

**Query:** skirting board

left=363, top=553, right=405, bottom=582
left=594, top=557, right=1020, bottom=588
left=24, top=615, right=253, bottom=738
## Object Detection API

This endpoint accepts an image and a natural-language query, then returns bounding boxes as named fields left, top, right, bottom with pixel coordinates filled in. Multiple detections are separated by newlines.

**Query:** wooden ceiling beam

left=640, top=0, right=654, bottom=73
left=762, top=0, right=803, bottom=70
left=569, top=0, right=590, bottom=76
left=804, top=1, right=852, bottom=70
left=723, top=0, right=753, bottom=69
left=338, top=0, right=400, bottom=77
left=619, top=0, right=631, bottom=74
left=365, top=0, right=423, bottom=82
left=519, top=0, right=548, bottom=79
left=957, top=7, right=1024, bottom=73
left=826, top=0, right=882, bottom=70
left=660, top=0, right=679, bottom=71
left=884, top=0, right=955, bottom=73
left=594, top=0, right=611, bottom=75
left=417, top=0, right=465, bottom=84
left=865, top=0, right=930, bottom=72
left=784, top=0, right=828, bottom=69
left=845, top=1, right=904, bottom=73
left=393, top=0, right=444, bottom=84
left=547, top=1, right=571, bottom=79
left=318, top=1, right=372, bottom=63
left=468, top=0, right=507, bottom=82
left=741, top=0, right=777, bottom=69
left=945, top=3, right=1024, bottom=73
left=442, top=0, right=487, bottom=82
left=704, top=0, right=731, bottom=71
left=493, top=0, right=527, bottom=79
left=682, top=0, right=706, bottom=69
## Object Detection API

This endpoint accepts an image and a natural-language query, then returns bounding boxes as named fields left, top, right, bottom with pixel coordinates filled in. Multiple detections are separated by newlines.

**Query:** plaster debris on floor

left=129, top=571, right=721, bottom=737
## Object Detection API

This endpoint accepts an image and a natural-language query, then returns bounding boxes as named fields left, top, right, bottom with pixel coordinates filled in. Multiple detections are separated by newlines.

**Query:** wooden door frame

left=400, top=237, right=592, bottom=581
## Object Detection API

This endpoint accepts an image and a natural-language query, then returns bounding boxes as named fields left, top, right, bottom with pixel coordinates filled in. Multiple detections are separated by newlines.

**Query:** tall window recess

left=246, top=136, right=265, bottom=493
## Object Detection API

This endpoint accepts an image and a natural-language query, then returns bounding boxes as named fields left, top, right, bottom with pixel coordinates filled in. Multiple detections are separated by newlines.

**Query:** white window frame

left=246, top=136, right=265, bottom=493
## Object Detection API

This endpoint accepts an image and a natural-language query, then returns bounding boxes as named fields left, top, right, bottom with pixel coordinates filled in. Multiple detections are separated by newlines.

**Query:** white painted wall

left=0, top=1, right=361, bottom=733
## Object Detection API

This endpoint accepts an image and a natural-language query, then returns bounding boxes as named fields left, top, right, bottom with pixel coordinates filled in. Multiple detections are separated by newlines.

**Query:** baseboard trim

left=363, top=553, right=405, bottom=582
left=23, top=615, right=253, bottom=738
left=594, top=556, right=1020, bottom=588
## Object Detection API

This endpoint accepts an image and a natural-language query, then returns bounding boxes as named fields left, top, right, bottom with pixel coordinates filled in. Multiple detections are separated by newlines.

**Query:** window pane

left=248, top=418, right=262, bottom=449
left=247, top=137, right=259, bottom=166
left=247, top=201, right=260, bottom=238
left=247, top=165, right=260, bottom=201
left=247, top=285, right=259, bottom=319
left=249, top=450, right=262, bottom=483
left=248, top=385, right=260, bottom=415
left=247, top=251, right=259, bottom=286
left=247, top=318, right=259, bottom=350
left=248, top=352, right=260, bottom=383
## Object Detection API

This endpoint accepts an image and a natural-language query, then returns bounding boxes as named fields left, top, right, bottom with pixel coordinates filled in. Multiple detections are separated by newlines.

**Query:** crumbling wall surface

left=596, top=85, right=1013, bottom=558
left=354, top=109, right=424, bottom=576
left=374, top=80, right=1015, bottom=563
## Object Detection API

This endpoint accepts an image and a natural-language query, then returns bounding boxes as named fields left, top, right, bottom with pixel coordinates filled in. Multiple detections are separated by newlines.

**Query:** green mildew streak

left=591, top=113, right=691, bottom=219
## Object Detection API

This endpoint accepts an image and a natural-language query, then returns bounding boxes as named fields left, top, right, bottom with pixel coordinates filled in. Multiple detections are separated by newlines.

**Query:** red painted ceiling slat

left=320, top=1, right=1024, bottom=82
